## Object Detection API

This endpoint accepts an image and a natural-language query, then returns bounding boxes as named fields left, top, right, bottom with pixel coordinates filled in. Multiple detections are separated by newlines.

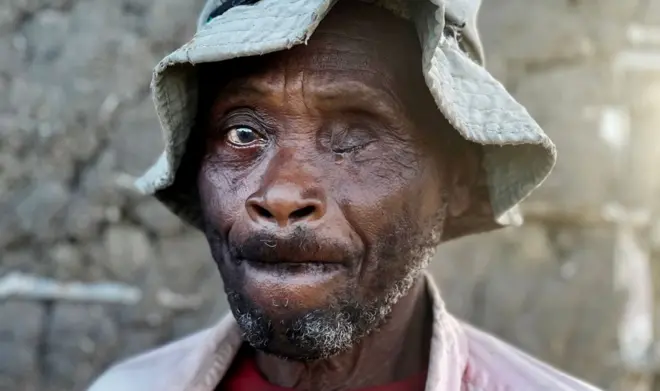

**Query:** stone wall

left=430, top=1, right=660, bottom=390
left=2, top=0, right=660, bottom=390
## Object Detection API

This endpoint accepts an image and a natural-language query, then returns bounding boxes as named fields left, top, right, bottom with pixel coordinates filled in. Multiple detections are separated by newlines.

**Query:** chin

left=226, top=286, right=372, bottom=361
left=222, top=264, right=415, bottom=361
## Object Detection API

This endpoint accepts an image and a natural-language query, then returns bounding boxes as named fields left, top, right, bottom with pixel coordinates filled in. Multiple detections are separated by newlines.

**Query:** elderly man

left=90, top=0, right=603, bottom=390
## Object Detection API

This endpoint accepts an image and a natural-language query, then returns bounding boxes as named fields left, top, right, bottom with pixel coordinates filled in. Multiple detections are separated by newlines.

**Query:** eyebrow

left=314, top=80, right=406, bottom=118
left=216, top=77, right=406, bottom=120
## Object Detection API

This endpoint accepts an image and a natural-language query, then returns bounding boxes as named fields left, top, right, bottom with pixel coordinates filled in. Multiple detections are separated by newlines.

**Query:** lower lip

left=240, top=259, right=345, bottom=284
left=236, top=259, right=347, bottom=308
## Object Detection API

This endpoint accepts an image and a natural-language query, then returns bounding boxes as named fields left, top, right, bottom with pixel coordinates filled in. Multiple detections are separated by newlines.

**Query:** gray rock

left=154, top=233, right=216, bottom=295
left=111, top=98, right=165, bottom=177
left=0, top=215, right=26, bottom=250
left=433, top=226, right=626, bottom=389
left=115, top=329, right=162, bottom=360
left=21, top=9, right=71, bottom=65
left=44, top=303, right=119, bottom=390
left=63, top=196, right=106, bottom=241
left=133, top=199, right=184, bottom=236
left=0, top=340, right=39, bottom=391
left=513, top=66, right=621, bottom=209
left=116, top=263, right=171, bottom=329
left=643, top=1, right=660, bottom=24
left=0, top=250, right=40, bottom=274
left=102, top=225, right=153, bottom=282
left=79, top=148, right=125, bottom=206
left=145, top=0, right=205, bottom=49
left=480, top=0, right=595, bottom=65
left=0, top=33, right=27, bottom=75
left=0, top=301, right=45, bottom=389
left=0, top=5, right=19, bottom=33
left=49, top=243, right=84, bottom=280
left=14, top=181, right=70, bottom=241
left=0, top=301, right=45, bottom=343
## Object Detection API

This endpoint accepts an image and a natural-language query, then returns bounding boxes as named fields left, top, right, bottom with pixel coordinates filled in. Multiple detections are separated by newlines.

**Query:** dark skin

left=186, top=2, right=489, bottom=390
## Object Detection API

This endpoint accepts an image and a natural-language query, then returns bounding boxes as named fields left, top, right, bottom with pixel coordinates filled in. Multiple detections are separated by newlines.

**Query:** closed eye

left=332, top=143, right=372, bottom=154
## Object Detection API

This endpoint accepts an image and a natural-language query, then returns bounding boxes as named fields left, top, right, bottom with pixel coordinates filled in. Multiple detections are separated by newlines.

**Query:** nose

left=246, top=185, right=326, bottom=227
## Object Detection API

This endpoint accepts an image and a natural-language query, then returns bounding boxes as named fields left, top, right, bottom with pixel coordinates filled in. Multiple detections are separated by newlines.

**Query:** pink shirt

left=89, top=273, right=603, bottom=391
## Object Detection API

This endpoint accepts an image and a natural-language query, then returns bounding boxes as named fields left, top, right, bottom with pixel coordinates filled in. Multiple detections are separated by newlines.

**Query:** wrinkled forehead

left=198, top=2, right=425, bottom=108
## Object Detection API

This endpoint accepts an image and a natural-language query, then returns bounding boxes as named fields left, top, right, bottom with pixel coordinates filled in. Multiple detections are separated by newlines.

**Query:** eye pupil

left=226, top=126, right=261, bottom=147
left=236, top=128, right=254, bottom=142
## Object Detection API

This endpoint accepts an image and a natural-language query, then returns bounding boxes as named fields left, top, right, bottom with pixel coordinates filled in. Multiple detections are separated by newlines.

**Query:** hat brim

left=135, top=0, right=556, bottom=240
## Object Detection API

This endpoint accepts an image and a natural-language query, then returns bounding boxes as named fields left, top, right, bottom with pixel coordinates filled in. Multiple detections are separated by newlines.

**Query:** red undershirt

left=218, top=347, right=427, bottom=391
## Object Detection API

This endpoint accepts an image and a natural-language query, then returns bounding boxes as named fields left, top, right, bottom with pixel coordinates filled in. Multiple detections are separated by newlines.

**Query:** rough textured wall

left=434, top=1, right=660, bottom=390
left=2, top=0, right=660, bottom=390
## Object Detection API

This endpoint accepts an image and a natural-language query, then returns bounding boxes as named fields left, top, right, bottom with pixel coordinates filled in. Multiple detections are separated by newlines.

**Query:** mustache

left=229, top=228, right=357, bottom=264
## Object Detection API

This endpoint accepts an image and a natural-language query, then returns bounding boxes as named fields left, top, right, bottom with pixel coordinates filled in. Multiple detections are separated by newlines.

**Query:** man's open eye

left=225, top=126, right=263, bottom=147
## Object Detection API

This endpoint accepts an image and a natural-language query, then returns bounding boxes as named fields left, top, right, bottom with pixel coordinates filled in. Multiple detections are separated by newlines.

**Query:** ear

left=442, top=145, right=498, bottom=241
left=446, top=145, right=480, bottom=219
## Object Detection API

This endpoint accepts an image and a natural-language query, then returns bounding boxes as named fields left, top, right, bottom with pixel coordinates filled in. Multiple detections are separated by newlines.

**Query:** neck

left=255, top=274, right=432, bottom=391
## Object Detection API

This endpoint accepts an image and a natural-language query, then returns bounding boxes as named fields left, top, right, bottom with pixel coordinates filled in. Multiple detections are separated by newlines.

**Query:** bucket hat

left=135, top=0, right=557, bottom=240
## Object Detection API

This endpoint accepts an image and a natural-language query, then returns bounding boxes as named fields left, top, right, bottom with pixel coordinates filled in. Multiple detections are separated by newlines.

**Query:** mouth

left=231, top=257, right=349, bottom=314
left=239, top=258, right=345, bottom=275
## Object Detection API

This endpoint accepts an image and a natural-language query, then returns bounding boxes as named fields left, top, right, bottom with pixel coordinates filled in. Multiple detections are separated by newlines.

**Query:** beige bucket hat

left=135, top=0, right=557, bottom=239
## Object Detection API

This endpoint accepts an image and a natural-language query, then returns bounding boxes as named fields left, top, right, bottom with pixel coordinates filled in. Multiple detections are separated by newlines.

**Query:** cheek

left=197, top=159, right=254, bottom=232
left=415, top=161, right=446, bottom=222
left=335, top=148, right=439, bottom=240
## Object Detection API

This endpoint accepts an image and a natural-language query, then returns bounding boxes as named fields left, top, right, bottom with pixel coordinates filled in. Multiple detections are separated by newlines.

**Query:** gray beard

left=225, top=208, right=445, bottom=361
left=227, top=268, right=425, bottom=360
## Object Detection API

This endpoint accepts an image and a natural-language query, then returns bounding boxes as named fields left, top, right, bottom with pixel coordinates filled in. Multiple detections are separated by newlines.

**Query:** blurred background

left=2, top=0, right=660, bottom=390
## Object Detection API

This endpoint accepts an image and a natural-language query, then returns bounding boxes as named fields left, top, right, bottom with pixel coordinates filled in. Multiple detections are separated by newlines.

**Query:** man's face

left=195, top=2, right=476, bottom=360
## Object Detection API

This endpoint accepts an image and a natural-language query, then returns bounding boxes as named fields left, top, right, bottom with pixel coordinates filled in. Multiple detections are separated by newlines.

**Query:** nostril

left=290, top=205, right=316, bottom=220
left=253, top=204, right=274, bottom=219
left=246, top=193, right=325, bottom=226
